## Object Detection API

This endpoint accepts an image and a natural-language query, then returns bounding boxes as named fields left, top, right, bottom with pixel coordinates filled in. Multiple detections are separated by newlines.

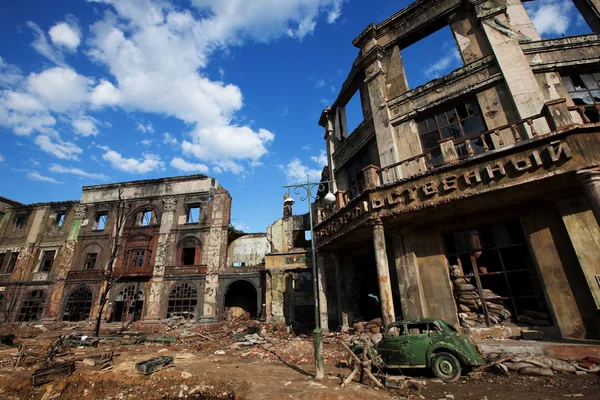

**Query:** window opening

left=345, top=148, right=371, bottom=200
left=131, top=250, right=146, bottom=267
left=562, top=73, right=600, bottom=122
left=345, top=90, right=365, bottom=137
left=294, top=271, right=312, bottom=292
left=14, top=214, right=27, bottom=230
left=524, top=1, right=592, bottom=39
left=6, top=252, right=18, bottom=274
left=0, top=254, right=5, bottom=273
left=232, top=262, right=246, bottom=267
left=112, top=285, right=144, bottom=322
left=444, top=220, right=550, bottom=328
left=417, top=99, right=488, bottom=167
left=55, top=212, right=66, bottom=227
left=140, top=210, right=153, bottom=226
left=40, top=250, right=56, bottom=273
left=84, top=253, right=98, bottom=270
left=0, top=212, right=4, bottom=226
left=292, top=230, right=310, bottom=249
left=63, top=286, right=93, bottom=321
left=181, top=248, right=196, bottom=265
left=17, top=290, right=46, bottom=322
left=401, top=25, right=463, bottom=88
left=187, top=206, right=200, bottom=223
left=406, top=322, right=429, bottom=335
left=94, top=212, right=107, bottom=230
left=166, top=282, right=198, bottom=320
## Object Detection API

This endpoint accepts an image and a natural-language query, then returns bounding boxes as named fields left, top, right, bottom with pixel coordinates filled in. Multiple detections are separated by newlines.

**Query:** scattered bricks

left=521, top=330, right=544, bottom=340
left=135, top=356, right=174, bottom=375
left=30, top=361, right=75, bottom=386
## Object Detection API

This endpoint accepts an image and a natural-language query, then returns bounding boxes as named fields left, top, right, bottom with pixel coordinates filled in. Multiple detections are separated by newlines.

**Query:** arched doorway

left=17, top=290, right=46, bottom=322
left=112, top=284, right=144, bottom=322
left=63, top=286, right=93, bottom=321
left=224, top=280, right=257, bottom=319
left=166, top=282, right=199, bottom=320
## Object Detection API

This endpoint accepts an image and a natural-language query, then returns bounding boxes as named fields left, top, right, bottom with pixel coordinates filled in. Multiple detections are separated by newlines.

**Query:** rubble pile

left=487, top=353, right=600, bottom=377
left=450, top=265, right=511, bottom=327
left=352, top=318, right=383, bottom=335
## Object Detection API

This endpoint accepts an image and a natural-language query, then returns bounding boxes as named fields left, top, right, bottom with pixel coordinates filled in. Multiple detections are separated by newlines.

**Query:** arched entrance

left=166, top=282, right=199, bottom=320
left=112, top=284, right=144, bottom=322
left=224, top=280, right=257, bottom=319
left=63, top=286, right=93, bottom=321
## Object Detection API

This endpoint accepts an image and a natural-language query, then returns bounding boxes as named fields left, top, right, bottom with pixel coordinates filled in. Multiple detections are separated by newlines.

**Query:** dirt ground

left=0, top=321, right=598, bottom=399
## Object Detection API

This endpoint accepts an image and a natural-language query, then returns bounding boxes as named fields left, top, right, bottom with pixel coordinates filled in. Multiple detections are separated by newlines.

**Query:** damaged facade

left=313, top=0, right=600, bottom=340
left=0, top=175, right=269, bottom=324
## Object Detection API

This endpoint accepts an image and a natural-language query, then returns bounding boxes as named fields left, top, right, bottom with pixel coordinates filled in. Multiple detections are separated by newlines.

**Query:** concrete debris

left=135, top=356, right=174, bottom=375
left=30, top=361, right=75, bottom=386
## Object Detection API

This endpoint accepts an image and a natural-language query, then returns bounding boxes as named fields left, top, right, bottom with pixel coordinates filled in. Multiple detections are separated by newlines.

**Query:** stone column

left=372, top=219, right=395, bottom=326
left=579, top=168, right=600, bottom=228
left=143, top=197, right=176, bottom=322
left=316, top=254, right=329, bottom=332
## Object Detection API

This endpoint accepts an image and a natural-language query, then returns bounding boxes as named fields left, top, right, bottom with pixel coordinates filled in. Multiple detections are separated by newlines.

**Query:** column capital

left=162, top=197, right=177, bottom=212
left=371, top=217, right=384, bottom=227
left=577, top=167, right=600, bottom=184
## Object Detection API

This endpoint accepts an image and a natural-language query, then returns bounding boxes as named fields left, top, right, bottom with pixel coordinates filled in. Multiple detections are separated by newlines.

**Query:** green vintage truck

left=351, top=318, right=485, bottom=382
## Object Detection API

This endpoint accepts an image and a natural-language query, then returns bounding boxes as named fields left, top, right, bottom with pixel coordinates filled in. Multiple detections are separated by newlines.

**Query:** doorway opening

left=224, top=280, right=257, bottom=320
left=112, top=284, right=144, bottom=322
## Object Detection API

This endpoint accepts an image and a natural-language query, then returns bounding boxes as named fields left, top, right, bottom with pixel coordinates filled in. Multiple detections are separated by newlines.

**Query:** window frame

left=6, top=252, right=18, bottom=274
left=94, top=212, right=108, bottom=231
left=186, top=205, right=201, bottom=224
left=54, top=212, right=66, bottom=227
left=416, top=99, right=488, bottom=166
left=13, top=214, right=27, bottom=230
left=84, top=252, right=98, bottom=270
left=39, top=250, right=57, bottom=273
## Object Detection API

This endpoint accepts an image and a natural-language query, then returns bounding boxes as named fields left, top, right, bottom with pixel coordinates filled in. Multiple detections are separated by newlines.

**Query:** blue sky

left=0, top=0, right=592, bottom=232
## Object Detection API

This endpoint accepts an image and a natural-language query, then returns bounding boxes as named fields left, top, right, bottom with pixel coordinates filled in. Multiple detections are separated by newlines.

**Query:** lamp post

left=283, top=175, right=336, bottom=381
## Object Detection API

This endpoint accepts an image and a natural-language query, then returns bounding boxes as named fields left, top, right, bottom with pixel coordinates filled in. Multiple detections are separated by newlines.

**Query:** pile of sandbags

left=450, top=265, right=511, bottom=327
left=518, top=310, right=552, bottom=327
left=353, top=318, right=382, bottom=334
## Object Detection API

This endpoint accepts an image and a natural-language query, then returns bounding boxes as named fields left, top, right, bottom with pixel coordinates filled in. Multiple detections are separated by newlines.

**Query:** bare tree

left=94, top=188, right=127, bottom=337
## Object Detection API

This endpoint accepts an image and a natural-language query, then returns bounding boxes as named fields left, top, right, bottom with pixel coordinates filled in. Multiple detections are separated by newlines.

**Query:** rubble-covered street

left=0, top=320, right=598, bottom=400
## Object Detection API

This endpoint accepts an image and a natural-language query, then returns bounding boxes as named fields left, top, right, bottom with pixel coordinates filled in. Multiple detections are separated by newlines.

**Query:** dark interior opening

left=182, top=247, right=196, bottom=265
left=224, top=280, right=257, bottom=319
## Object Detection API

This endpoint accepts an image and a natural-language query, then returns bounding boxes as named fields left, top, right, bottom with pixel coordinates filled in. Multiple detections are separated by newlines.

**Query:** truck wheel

left=431, top=352, right=461, bottom=382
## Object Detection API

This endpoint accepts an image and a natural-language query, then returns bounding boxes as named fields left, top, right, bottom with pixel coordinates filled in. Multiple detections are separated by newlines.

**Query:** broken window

left=84, top=253, right=98, bottom=270
left=55, top=212, right=66, bottom=227
left=94, top=212, right=107, bottom=230
left=417, top=99, right=488, bottom=166
left=292, top=230, right=311, bottom=249
left=139, top=210, right=154, bottom=226
left=562, top=73, right=600, bottom=122
left=444, top=220, right=550, bottom=328
left=14, top=214, right=27, bottom=230
left=294, top=271, right=312, bottom=292
left=181, top=248, right=195, bottom=266
left=63, top=286, right=93, bottom=321
left=166, top=282, right=198, bottom=320
left=130, top=250, right=146, bottom=267
left=39, top=250, right=56, bottom=273
left=186, top=205, right=200, bottom=223
left=17, top=290, right=46, bottom=322
left=6, top=252, right=18, bottom=274
left=406, top=322, right=429, bottom=335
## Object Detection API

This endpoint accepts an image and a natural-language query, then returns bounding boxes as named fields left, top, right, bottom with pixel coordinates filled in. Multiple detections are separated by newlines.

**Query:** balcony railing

left=570, top=104, right=600, bottom=124
left=66, top=269, right=103, bottom=281
left=113, top=266, right=154, bottom=277
left=164, top=265, right=207, bottom=276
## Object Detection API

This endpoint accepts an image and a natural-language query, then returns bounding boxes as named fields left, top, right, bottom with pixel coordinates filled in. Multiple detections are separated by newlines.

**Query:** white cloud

left=423, top=47, right=462, bottom=80
left=136, top=122, right=154, bottom=133
left=0, top=56, right=24, bottom=88
left=327, top=0, right=345, bottom=23
left=102, top=148, right=165, bottom=173
left=49, top=163, right=108, bottom=180
left=27, top=171, right=63, bottom=184
left=525, top=0, right=575, bottom=37
left=163, top=132, right=178, bottom=146
left=27, top=67, right=93, bottom=112
left=26, top=21, right=65, bottom=66
left=90, top=79, right=121, bottom=107
left=279, top=158, right=322, bottom=184
left=49, top=21, right=81, bottom=51
left=0, top=154, right=4, bottom=163
left=0, top=90, right=56, bottom=135
left=315, top=78, right=325, bottom=88
left=310, top=150, right=327, bottom=167
left=140, top=139, right=153, bottom=146
left=72, top=116, right=99, bottom=136
left=34, top=135, right=83, bottom=160
left=170, top=157, right=209, bottom=173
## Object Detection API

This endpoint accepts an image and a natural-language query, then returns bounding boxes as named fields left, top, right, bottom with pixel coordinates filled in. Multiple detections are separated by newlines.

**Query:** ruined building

left=313, top=0, right=600, bottom=339
left=0, top=175, right=268, bottom=323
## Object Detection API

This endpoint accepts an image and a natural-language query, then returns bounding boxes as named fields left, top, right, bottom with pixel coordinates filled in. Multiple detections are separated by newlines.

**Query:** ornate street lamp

left=283, top=175, right=336, bottom=380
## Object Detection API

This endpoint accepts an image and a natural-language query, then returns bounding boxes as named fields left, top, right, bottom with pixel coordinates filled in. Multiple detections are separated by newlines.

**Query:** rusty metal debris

left=30, top=361, right=75, bottom=386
